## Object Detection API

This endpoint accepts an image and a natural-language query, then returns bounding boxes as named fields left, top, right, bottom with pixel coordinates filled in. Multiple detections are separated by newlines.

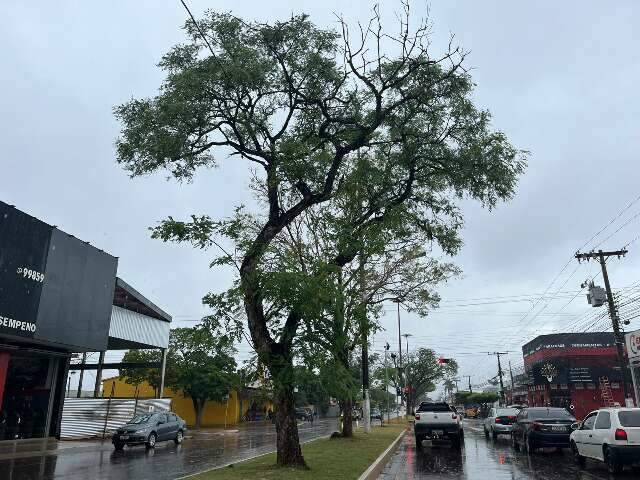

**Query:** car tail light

left=531, top=422, right=542, bottom=431
left=495, top=417, right=503, bottom=423
left=508, top=416, right=517, bottom=421
left=415, top=414, right=420, bottom=421
left=615, top=428, right=627, bottom=441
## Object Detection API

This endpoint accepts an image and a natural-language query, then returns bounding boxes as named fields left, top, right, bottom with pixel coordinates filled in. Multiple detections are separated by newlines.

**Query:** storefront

left=522, top=332, right=626, bottom=420
left=0, top=201, right=171, bottom=440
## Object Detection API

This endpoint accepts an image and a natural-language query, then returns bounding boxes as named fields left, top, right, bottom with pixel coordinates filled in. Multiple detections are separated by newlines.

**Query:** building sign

left=626, top=329, right=640, bottom=364
left=523, top=332, right=616, bottom=357
left=0, top=202, right=118, bottom=351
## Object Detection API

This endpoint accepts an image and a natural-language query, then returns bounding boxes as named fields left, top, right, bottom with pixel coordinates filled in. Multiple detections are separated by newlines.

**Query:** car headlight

left=134, top=428, right=149, bottom=434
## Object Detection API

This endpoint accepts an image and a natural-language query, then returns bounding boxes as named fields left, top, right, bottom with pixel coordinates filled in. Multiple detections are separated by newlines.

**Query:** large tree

left=115, top=4, right=525, bottom=467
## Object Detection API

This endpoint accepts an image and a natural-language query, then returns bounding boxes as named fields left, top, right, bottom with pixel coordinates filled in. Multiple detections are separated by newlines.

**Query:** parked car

left=484, top=407, right=519, bottom=440
left=570, top=408, right=640, bottom=474
left=454, top=406, right=465, bottom=418
left=465, top=407, right=479, bottom=418
left=295, top=407, right=312, bottom=421
left=113, top=412, right=186, bottom=450
left=511, top=407, right=575, bottom=453
left=414, top=402, right=463, bottom=450
left=370, top=408, right=383, bottom=423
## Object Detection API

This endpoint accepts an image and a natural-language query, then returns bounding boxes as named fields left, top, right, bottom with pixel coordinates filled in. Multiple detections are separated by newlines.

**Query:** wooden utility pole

left=464, top=375, right=473, bottom=393
left=575, top=249, right=630, bottom=401
left=488, top=352, right=509, bottom=405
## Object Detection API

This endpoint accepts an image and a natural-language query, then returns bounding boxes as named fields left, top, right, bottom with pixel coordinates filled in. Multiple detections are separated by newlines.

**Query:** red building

left=522, top=332, right=627, bottom=420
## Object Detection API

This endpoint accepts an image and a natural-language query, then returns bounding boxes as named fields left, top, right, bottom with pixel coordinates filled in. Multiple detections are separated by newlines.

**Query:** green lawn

left=190, top=422, right=407, bottom=480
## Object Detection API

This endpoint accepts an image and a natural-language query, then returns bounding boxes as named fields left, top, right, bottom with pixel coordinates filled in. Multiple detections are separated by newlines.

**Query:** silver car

left=484, top=407, right=520, bottom=440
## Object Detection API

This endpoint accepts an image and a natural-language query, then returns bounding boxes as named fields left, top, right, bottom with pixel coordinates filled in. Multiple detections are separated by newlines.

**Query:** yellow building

left=102, top=376, right=272, bottom=428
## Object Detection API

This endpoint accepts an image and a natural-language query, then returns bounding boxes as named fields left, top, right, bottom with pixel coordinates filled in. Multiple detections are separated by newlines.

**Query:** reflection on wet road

left=0, top=419, right=337, bottom=480
left=379, top=420, right=640, bottom=479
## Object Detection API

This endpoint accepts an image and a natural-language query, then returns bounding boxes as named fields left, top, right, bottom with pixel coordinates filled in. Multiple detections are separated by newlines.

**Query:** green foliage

left=114, top=4, right=526, bottom=464
left=455, top=391, right=500, bottom=406
left=121, top=327, right=240, bottom=407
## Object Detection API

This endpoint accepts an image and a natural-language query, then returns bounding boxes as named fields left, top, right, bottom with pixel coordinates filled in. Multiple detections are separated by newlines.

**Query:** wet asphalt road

left=379, top=419, right=640, bottom=479
left=0, top=418, right=337, bottom=480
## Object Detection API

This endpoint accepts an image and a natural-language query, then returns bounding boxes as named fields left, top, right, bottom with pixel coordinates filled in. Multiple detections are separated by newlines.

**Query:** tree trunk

left=341, top=397, right=353, bottom=437
left=192, top=398, right=204, bottom=429
left=274, top=381, right=307, bottom=468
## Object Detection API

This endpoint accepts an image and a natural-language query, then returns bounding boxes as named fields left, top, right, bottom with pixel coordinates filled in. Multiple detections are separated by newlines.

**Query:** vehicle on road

left=454, top=406, right=465, bottom=418
left=511, top=407, right=575, bottom=454
left=295, top=407, right=313, bottom=421
left=414, top=402, right=463, bottom=450
left=484, top=407, right=519, bottom=440
left=465, top=406, right=479, bottom=418
left=113, top=412, right=186, bottom=450
left=370, top=408, right=383, bottom=423
left=570, top=408, right=640, bottom=474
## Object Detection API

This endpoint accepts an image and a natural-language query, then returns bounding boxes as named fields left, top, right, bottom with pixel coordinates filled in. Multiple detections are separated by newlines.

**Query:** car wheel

left=512, top=434, right=520, bottom=452
left=174, top=430, right=184, bottom=445
left=571, top=442, right=585, bottom=466
left=146, top=432, right=157, bottom=449
left=113, top=442, right=125, bottom=451
left=491, top=429, right=498, bottom=441
left=605, top=447, right=622, bottom=474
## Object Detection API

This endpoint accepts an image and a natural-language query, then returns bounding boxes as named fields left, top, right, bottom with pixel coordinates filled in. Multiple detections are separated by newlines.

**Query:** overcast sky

left=2, top=1, right=640, bottom=394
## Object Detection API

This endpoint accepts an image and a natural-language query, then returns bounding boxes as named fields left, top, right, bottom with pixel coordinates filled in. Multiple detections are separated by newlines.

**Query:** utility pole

left=488, top=352, right=509, bottom=405
left=464, top=375, right=473, bottom=393
left=393, top=299, right=403, bottom=405
left=402, top=333, right=412, bottom=357
left=402, top=333, right=413, bottom=414
left=76, top=352, right=87, bottom=398
left=360, top=250, right=371, bottom=433
left=509, top=361, right=515, bottom=405
left=575, top=249, right=631, bottom=402
left=384, top=342, right=390, bottom=422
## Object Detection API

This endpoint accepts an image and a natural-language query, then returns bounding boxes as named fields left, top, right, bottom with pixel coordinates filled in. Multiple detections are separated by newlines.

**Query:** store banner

left=626, top=329, right=640, bottom=364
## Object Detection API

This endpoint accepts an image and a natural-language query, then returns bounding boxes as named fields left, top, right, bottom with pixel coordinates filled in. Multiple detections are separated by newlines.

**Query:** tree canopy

left=115, top=4, right=526, bottom=466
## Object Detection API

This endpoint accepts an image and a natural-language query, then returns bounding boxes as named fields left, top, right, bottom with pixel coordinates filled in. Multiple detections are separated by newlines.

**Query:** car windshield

left=129, top=414, right=156, bottom=425
left=417, top=403, right=451, bottom=412
left=618, top=410, right=640, bottom=427
left=528, top=408, right=574, bottom=420
left=496, top=408, right=520, bottom=416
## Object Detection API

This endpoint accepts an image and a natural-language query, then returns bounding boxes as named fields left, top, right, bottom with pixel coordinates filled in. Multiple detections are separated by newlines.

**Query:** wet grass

left=191, top=421, right=408, bottom=480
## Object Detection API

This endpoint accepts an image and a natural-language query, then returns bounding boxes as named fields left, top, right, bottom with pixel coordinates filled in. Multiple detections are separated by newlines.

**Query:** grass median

left=190, top=421, right=408, bottom=480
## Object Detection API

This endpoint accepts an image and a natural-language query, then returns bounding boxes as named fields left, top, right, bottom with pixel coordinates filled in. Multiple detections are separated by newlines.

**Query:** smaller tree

left=403, top=350, right=458, bottom=414
left=121, top=327, right=240, bottom=428
left=170, top=327, right=239, bottom=428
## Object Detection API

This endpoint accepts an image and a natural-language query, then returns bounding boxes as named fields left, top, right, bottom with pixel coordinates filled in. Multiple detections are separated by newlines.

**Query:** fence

left=60, top=398, right=172, bottom=440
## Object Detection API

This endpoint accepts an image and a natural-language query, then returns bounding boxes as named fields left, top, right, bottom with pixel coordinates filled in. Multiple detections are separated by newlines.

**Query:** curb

left=356, top=428, right=406, bottom=480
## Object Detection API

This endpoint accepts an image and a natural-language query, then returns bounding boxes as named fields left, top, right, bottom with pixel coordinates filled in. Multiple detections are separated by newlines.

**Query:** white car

left=483, top=407, right=519, bottom=440
left=570, top=408, right=640, bottom=474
